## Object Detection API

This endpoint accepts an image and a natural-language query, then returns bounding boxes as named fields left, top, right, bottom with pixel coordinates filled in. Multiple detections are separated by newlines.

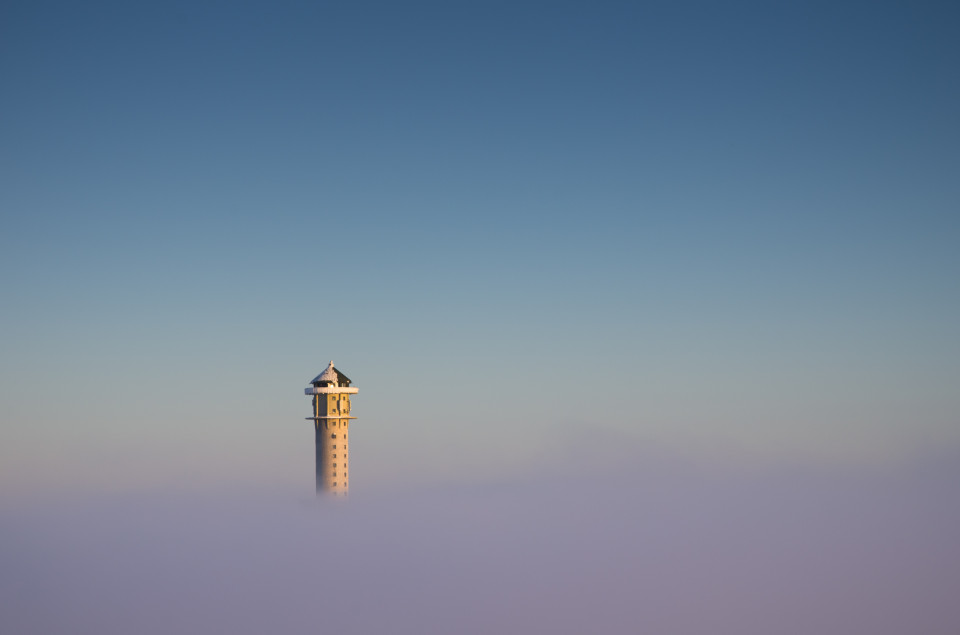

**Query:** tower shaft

left=312, top=393, right=353, bottom=495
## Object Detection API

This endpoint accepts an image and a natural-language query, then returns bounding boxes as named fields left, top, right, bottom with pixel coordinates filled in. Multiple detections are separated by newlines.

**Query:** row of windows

left=330, top=433, right=347, bottom=439
left=327, top=397, right=350, bottom=410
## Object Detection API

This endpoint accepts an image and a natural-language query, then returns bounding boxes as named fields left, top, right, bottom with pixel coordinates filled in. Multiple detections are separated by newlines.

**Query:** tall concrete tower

left=305, top=361, right=358, bottom=496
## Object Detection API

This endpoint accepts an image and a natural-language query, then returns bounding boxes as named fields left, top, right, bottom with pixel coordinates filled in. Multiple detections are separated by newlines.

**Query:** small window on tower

left=331, top=434, right=336, bottom=439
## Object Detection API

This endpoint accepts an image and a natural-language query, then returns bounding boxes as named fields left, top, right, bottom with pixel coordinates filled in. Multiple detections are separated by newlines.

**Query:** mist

left=3, top=454, right=959, bottom=635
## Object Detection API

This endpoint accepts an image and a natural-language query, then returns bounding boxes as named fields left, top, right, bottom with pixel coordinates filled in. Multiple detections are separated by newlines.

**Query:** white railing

left=305, top=386, right=359, bottom=395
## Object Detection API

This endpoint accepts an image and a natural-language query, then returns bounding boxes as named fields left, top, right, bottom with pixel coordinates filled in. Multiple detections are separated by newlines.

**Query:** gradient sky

left=2, top=0, right=959, bottom=496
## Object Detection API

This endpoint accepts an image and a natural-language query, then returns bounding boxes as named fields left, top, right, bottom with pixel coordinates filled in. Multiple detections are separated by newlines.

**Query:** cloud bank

left=3, top=456, right=959, bottom=634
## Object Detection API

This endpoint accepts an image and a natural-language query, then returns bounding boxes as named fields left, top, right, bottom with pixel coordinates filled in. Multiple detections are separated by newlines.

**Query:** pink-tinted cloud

left=3, top=455, right=959, bottom=634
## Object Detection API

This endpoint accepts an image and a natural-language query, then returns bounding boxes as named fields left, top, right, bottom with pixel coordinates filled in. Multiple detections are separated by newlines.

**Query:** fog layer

left=3, top=458, right=959, bottom=634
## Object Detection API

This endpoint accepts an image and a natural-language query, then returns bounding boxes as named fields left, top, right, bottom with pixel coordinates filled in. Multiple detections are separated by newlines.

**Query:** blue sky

left=2, top=0, right=959, bottom=495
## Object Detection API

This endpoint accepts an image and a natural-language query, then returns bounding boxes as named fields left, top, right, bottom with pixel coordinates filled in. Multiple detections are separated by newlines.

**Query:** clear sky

left=2, top=0, right=959, bottom=496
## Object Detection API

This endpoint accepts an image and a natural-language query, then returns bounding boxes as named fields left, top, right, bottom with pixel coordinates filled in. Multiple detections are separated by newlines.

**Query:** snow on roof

left=309, top=361, right=353, bottom=386
left=310, top=361, right=338, bottom=384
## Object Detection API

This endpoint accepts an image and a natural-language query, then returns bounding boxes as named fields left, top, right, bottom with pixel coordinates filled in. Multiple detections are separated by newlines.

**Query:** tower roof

left=310, top=361, right=352, bottom=387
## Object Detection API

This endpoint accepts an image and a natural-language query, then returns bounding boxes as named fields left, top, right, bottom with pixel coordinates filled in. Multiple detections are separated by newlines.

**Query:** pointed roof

left=313, top=361, right=337, bottom=383
left=310, top=361, right=352, bottom=386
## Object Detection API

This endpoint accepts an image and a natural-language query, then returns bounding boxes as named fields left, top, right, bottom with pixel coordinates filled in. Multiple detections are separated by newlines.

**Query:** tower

left=305, top=361, right=358, bottom=496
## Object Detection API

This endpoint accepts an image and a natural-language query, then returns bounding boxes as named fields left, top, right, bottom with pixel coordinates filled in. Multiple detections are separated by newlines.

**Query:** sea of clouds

left=3, top=452, right=959, bottom=634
